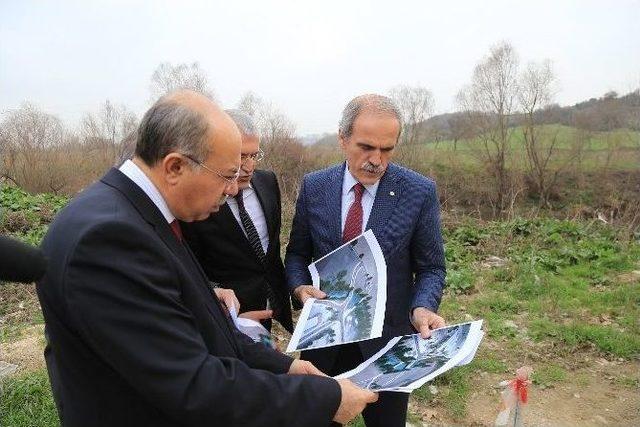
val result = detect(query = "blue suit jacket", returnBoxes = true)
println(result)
[285,162,446,364]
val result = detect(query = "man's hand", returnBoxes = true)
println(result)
[411,307,445,339]
[333,379,378,425]
[213,288,240,315]
[288,359,327,376]
[239,310,273,322]
[293,285,326,304]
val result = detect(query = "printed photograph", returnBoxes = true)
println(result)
[348,323,472,391]
[296,233,381,350]
[286,230,386,352]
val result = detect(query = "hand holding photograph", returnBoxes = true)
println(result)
[335,320,484,393]
[229,305,276,349]
[286,230,387,353]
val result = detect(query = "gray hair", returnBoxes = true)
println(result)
[225,109,258,137]
[338,94,403,140]
[135,94,211,166]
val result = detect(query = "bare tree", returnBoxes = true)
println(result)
[0,103,68,193]
[447,113,476,151]
[518,60,568,206]
[388,85,434,145]
[457,41,520,212]
[81,100,137,165]
[234,93,305,203]
[235,93,296,145]
[149,62,214,102]
[258,103,296,145]
[237,91,264,119]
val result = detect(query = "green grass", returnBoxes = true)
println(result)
[529,319,640,358]
[426,216,640,420]
[3,181,640,424]
[614,375,640,389]
[411,353,506,421]
[0,184,68,245]
[531,363,567,388]
[0,369,59,427]
[432,365,473,419]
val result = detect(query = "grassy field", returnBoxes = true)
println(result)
[314,125,640,172]
[2,169,639,425]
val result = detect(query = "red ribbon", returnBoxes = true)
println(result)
[510,378,528,404]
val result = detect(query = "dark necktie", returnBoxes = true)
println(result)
[170,220,183,243]
[235,189,281,315]
[343,183,365,243]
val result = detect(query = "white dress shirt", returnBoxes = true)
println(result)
[340,164,380,235]
[226,185,270,253]
[119,159,174,224]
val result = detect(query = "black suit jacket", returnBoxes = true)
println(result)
[36,168,340,427]
[182,170,294,332]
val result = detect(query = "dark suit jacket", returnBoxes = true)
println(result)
[181,170,294,333]
[36,168,340,427]
[285,162,446,372]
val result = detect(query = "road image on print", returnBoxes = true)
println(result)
[335,321,484,393]
[286,230,386,353]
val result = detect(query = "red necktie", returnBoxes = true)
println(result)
[343,183,365,242]
[170,220,183,243]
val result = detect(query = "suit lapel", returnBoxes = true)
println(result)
[183,244,241,354]
[101,169,192,265]
[218,202,250,246]
[366,164,403,247]
[101,168,240,353]
[324,163,346,248]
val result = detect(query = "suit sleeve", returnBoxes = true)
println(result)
[232,326,293,373]
[65,221,340,427]
[410,181,446,313]
[284,177,314,292]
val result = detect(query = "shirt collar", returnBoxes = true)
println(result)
[230,183,253,203]
[119,159,175,224]
[342,162,380,197]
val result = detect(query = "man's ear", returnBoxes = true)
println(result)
[338,133,348,150]
[162,153,187,185]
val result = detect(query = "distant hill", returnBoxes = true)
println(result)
[301,89,639,145]
[420,89,640,142]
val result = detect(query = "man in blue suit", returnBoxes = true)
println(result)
[285,94,447,427]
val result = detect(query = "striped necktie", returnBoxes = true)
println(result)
[235,189,281,315]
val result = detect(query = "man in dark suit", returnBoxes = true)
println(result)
[182,110,293,333]
[36,90,377,426]
[285,94,447,427]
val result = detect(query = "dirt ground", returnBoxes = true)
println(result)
[3,326,638,427]
[411,361,640,426]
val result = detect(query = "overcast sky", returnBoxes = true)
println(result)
[1,0,639,135]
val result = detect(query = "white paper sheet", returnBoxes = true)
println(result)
[335,320,484,393]
[286,230,387,353]
[229,305,276,349]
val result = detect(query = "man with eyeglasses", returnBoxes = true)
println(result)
[36,92,377,426]
[182,109,294,334]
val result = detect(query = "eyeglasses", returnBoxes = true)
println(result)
[182,154,240,185]
[241,148,264,165]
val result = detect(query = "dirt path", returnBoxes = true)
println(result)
[410,358,640,426]
[1,325,45,373]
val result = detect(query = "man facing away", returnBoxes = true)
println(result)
[182,109,294,333]
[285,94,447,427]
[36,90,377,426]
